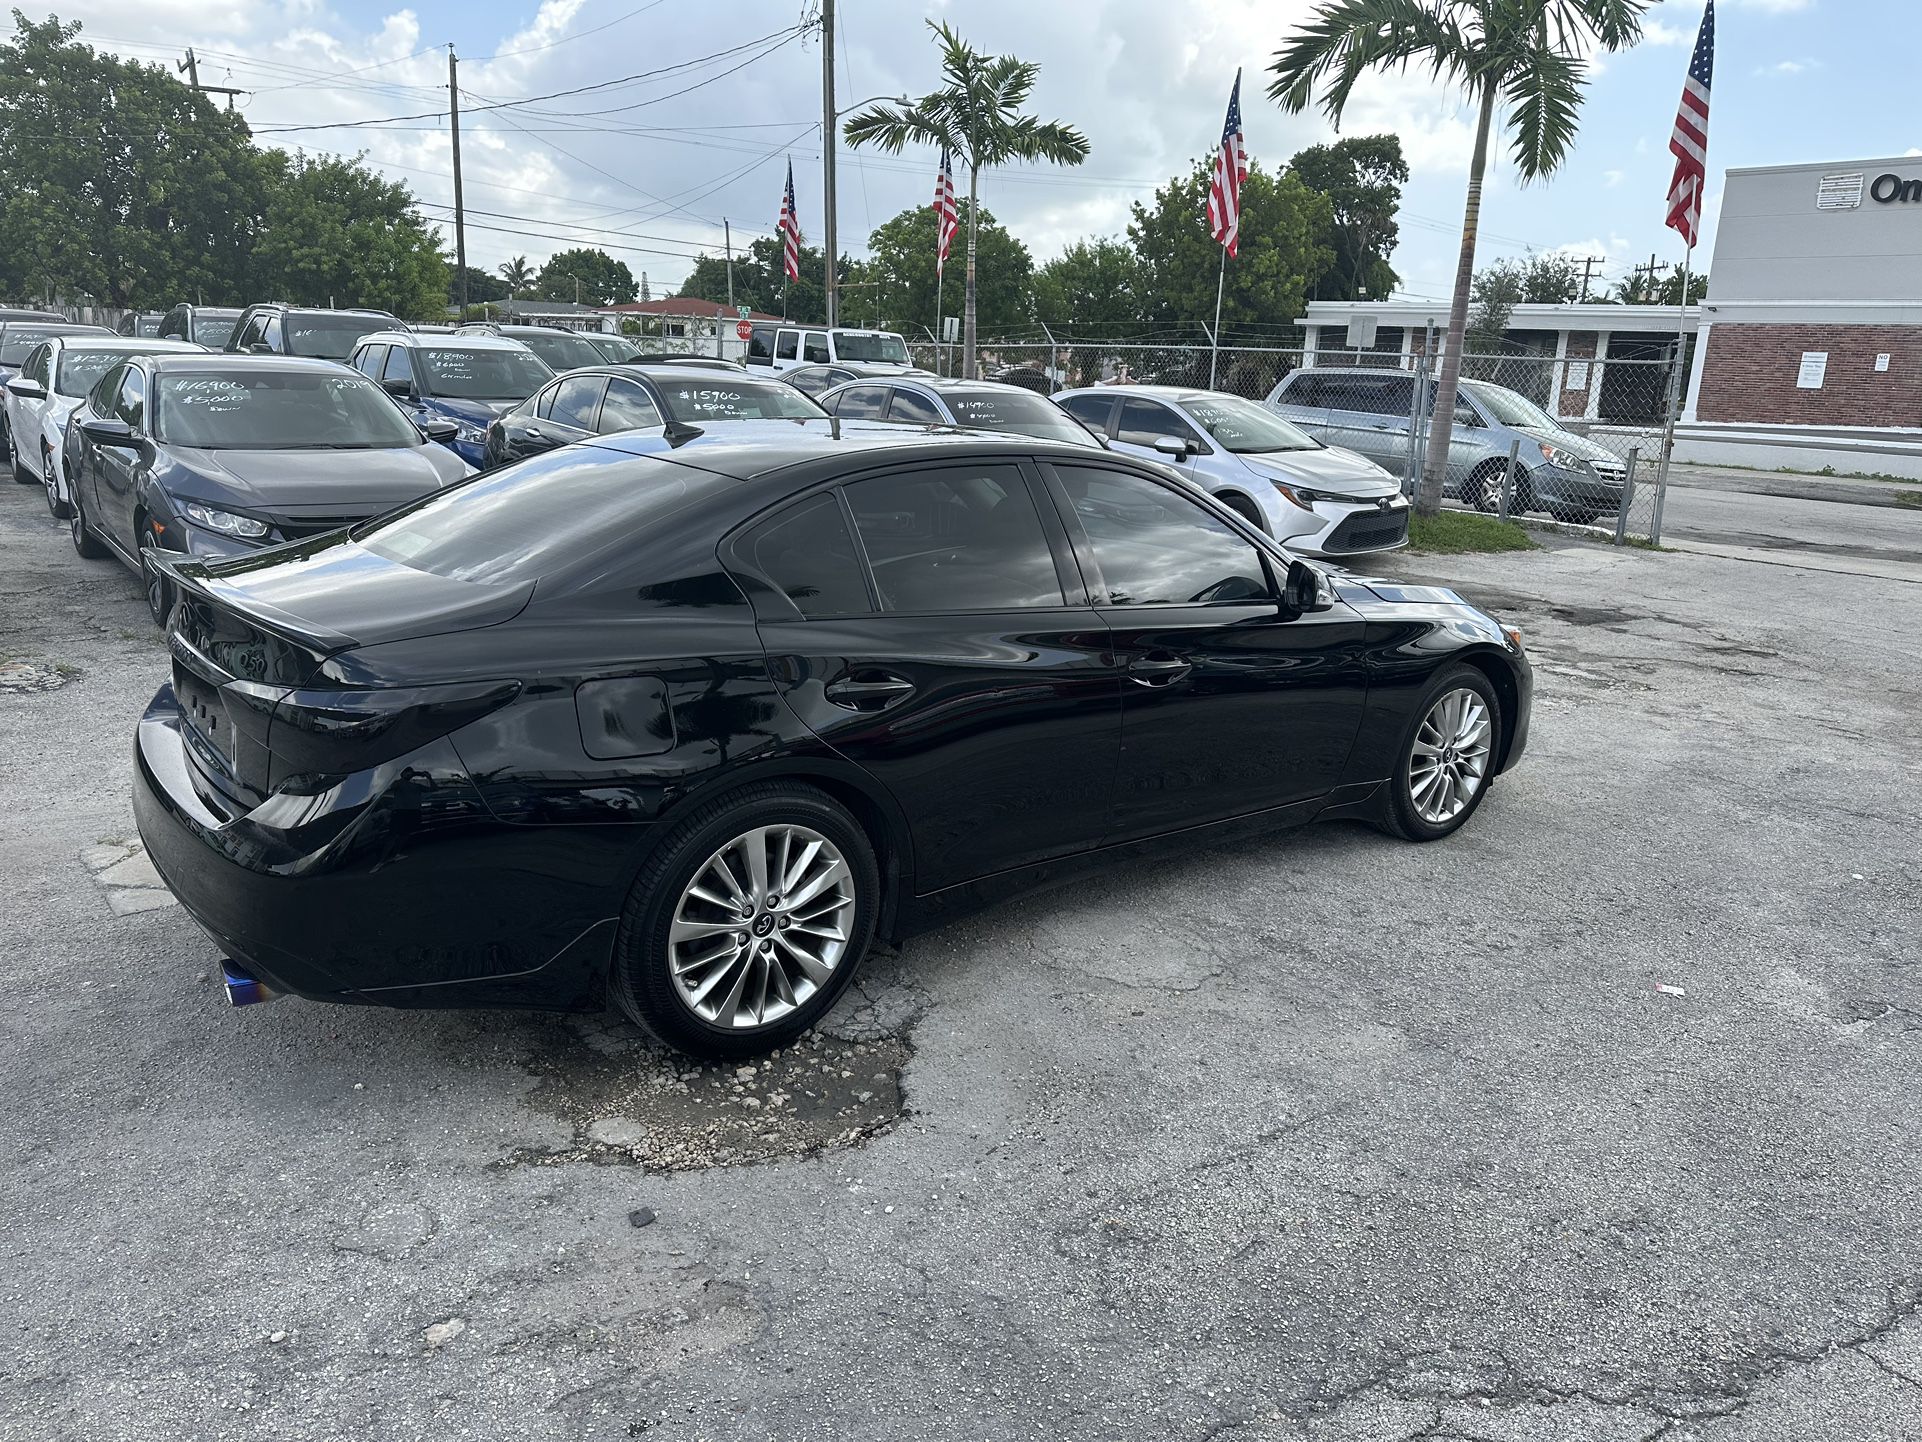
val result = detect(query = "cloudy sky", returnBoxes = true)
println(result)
[49,0,1922,309]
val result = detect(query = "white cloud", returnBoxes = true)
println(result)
[1603,169,1625,188]
[1756,58,1819,76]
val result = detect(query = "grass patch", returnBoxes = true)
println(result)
[1406,511,1539,554]
[1893,489,1922,509]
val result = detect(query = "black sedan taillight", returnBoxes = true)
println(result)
[268,679,521,786]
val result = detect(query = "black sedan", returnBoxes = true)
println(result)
[484,362,827,467]
[781,361,933,399]
[135,424,1531,1059]
[65,355,472,625]
[817,374,1102,448]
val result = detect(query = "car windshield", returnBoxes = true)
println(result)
[584,335,643,363]
[56,346,183,396]
[155,371,424,450]
[285,314,388,359]
[834,332,909,364]
[1,328,88,365]
[1460,381,1558,430]
[417,346,553,400]
[357,446,694,585]
[516,331,608,370]
[650,376,827,422]
[942,389,1099,447]
[193,316,240,349]
[1181,394,1322,453]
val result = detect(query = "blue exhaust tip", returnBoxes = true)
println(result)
[222,963,277,1007]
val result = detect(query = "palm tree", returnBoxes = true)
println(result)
[498,255,533,299]
[843,22,1088,378]
[1268,0,1648,515]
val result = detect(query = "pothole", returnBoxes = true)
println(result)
[0,658,75,692]
[502,1027,912,1172]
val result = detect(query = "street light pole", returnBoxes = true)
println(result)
[820,0,838,330]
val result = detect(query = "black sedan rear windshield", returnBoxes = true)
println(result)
[652,377,826,423]
[358,446,692,584]
[942,389,1099,447]
[156,372,424,450]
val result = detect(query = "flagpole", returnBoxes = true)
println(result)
[934,268,945,377]
[1649,242,1693,544]
[1208,249,1227,389]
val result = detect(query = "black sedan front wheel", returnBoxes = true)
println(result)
[611,783,880,1058]
[138,528,174,628]
[1381,664,1503,842]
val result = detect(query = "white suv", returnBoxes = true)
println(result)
[744,324,914,375]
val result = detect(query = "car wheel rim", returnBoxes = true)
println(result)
[1409,688,1492,824]
[669,824,855,1030]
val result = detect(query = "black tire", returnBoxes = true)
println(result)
[609,782,880,1059]
[70,481,106,559]
[43,444,69,519]
[1218,491,1266,532]
[138,527,174,629]
[1378,662,1504,843]
[9,432,32,486]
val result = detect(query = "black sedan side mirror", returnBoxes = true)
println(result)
[383,377,416,399]
[5,377,46,400]
[81,417,138,448]
[420,419,459,443]
[1152,434,1189,460]
[1280,558,1332,619]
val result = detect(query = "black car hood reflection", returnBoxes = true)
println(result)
[171,444,471,513]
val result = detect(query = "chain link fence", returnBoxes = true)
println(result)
[912,340,1683,543]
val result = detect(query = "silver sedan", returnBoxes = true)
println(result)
[1055,385,1411,557]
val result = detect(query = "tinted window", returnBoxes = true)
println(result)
[597,378,663,433]
[23,343,50,386]
[943,389,1096,446]
[89,363,128,414]
[1324,376,1410,417]
[845,467,1064,613]
[548,375,606,430]
[775,331,799,361]
[886,388,943,424]
[1280,373,1325,408]
[193,315,239,350]
[159,311,186,340]
[515,330,607,371]
[114,368,146,429]
[232,316,264,351]
[1059,394,1114,432]
[380,346,415,386]
[747,326,775,362]
[834,333,909,364]
[831,384,889,419]
[358,446,694,585]
[284,313,382,359]
[746,493,871,618]
[417,346,550,400]
[352,345,386,379]
[535,381,559,420]
[651,376,824,422]
[1055,465,1271,607]
[154,371,424,450]
[782,366,830,397]
[1116,397,1203,448]
[261,317,284,352]
[802,332,830,364]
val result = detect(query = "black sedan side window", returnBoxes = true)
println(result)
[549,375,606,430]
[1053,465,1271,607]
[598,379,663,434]
[89,363,128,415]
[743,493,872,619]
[885,388,943,424]
[114,368,147,431]
[844,466,1065,614]
[832,384,888,419]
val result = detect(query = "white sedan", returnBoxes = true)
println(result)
[6,335,203,517]
[1055,385,1411,557]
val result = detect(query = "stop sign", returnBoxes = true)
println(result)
[735,320,753,340]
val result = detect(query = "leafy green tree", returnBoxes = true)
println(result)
[843,22,1089,377]
[1288,134,1407,301]
[1127,160,1334,335]
[1467,251,1587,350]
[1613,267,1707,306]
[1269,0,1649,515]
[678,235,834,323]
[498,255,534,296]
[250,152,447,320]
[1032,239,1146,334]
[452,264,508,305]
[0,15,267,307]
[536,246,636,306]
[863,201,1031,338]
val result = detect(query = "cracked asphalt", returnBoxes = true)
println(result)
[2,473,1919,1441]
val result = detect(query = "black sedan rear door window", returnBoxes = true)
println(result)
[745,493,872,618]
[548,375,607,430]
[843,466,1064,613]
[1053,465,1271,607]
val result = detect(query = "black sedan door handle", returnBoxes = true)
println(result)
[524,425,545,439]
[824,671,916,710]
[1128,652,1193,687]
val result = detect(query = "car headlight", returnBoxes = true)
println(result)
[182,501,270,538]
[1536,443,1594,473]
[1272,480,1331,509]
[1501,624,1524,651]
[455,422,488,444]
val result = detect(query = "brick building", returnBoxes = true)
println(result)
[1678,154,1922,476]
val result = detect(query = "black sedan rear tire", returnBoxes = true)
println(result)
[70,483,106,559]
[610,783,880,1058]
[1380,663,1503,842]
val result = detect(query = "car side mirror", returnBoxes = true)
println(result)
[382,376,416,399]
[1152,434,1189,460]
[81,417,138,448]
[1454,405,1480,428]
[6,377,46,400]
[421,419,459,443]
[1280,558,1332,619]
[247,342,273,354]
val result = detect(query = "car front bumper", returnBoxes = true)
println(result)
[1283,497,1411,557]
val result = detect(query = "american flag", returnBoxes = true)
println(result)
[778,158,801,282]
[1206,68,1249,257]
[1664,0,1715,248]
[932,147,958,277]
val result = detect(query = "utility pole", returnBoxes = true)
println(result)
[1631,253,1671,304]
[449,47,469,315]
[820,0,838,330]
[724,219,735,313]
[178,48,243,109]
[1577,255,1605,303]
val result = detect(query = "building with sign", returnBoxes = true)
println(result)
[1677,153,1922,476]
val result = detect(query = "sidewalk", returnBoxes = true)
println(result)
[1662,536,1922,585]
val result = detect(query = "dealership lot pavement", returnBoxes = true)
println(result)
[2,475,1919,1441]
